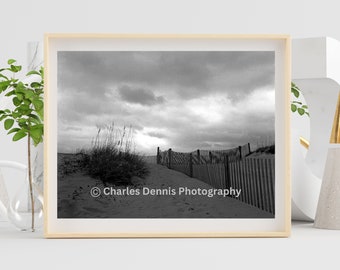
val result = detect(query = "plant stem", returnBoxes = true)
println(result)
[28,134,35,232]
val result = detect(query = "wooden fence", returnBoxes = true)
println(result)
[228,156,275,214]
[157,144,275,215]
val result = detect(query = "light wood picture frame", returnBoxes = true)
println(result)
[44,34,291,238]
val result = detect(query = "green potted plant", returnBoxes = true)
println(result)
[0,59,44,231]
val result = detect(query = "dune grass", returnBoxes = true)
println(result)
[78,123,149,186]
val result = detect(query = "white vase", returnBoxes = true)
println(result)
[314,147,340,229]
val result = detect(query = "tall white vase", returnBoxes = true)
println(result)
[314,147,340,229]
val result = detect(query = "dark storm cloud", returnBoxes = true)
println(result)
[117,85,165,106]
[58,51,274,100]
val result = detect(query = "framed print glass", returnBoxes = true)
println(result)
[44,34,291,237]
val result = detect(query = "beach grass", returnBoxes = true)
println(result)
[78,123,149,186]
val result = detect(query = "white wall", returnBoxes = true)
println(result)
[0,0,339,210]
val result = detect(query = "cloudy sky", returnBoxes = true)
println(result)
[57,51,275,155]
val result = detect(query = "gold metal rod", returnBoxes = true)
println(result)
[330,92,340,144]
[300,136,310,149]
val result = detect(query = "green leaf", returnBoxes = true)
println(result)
[23,99,31,106]
[292,89,300,98]
[292,101,302,105]
[302,105,308,109]
[291,82,300,91]
[291,85,300,92]
[18,118,27,124]
[28,116,41,125]
[12,112,21,118]
[10,65,22,73]
[7,128,20,135]
[12,130,27,141]
[15,82,26,93]
[5,90,15,97]
[37,108,44,120]
[0,73,8,80]
[32,99,43,111]
[23,110,32,116]
[7,59,16,65]
[17,104,32,115]
[12,97,21,106]
[31,136,41,146]
[0,81,10,92]
[32,137,42,146]
[291,104,297,112]
[28,114,41,122]
[4,119,14,130]
[35,89,44,96]
[24,90,34,99]
[31,124,43,130]
[30,124,43,145]
[30,82,42,88]
[18,122,28,129]
[18,104,30,111]
[298,108,305,116]
[26,70,40,76]
[0,114,8,121]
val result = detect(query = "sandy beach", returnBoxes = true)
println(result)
[58,161,273,218]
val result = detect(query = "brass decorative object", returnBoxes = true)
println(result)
[300,136,310,149]
[330,92,340,143]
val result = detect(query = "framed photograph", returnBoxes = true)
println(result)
[44,34,291,238]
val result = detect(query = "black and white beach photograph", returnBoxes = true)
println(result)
[57,50,275,219]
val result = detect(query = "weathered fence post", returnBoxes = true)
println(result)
[189,153,193,177]
[157,147,160,164]
[209,151,213,164]
[247,143,251,155]
[224,154,231,190]
[239,145,242,160]
[168,148,172,169]
[197,149,201,164]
